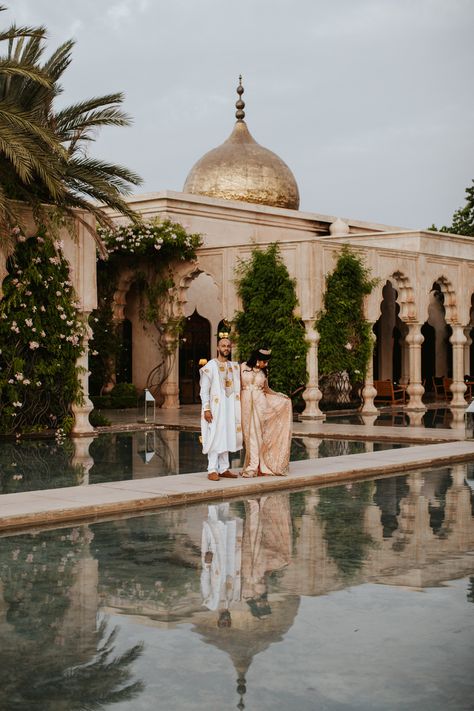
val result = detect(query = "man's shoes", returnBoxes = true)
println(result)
[207,471,219,481]
[220,470,239,479]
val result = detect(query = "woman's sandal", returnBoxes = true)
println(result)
[242,470,256,478]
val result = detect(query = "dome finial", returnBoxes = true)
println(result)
[235,75,245,121]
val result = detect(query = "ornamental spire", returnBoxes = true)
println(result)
[235,75,245,121]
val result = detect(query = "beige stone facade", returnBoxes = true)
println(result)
[105,190,474,421]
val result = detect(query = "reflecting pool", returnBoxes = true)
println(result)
[1,463,473,709]
[0,431,409,494]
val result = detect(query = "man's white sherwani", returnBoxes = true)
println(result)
[200,503,243,611]
[199,359,242,472]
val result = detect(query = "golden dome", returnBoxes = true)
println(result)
[183,78,300,210]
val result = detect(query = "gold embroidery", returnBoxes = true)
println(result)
[225,379,232,387]
[214,397,219,403]
[233,364,238,369]
[236,394,240,400]
[219,365,225,371]
[204,368,209,373]
[236,425,241,432]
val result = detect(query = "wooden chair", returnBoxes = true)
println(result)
[443,377,452,400]
[431,376,453,400]
[432,376,445,400]
[374,379,406,405]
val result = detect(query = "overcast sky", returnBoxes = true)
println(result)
[7,0,474,229]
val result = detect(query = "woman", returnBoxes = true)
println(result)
[240,348,292,477]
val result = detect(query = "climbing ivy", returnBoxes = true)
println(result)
[316,246,377,383]
[234,243,308,396]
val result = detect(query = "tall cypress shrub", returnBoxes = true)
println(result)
[234,243,308,395]
[316,246,376,383]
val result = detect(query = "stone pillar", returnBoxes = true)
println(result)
[463,326,472,376]
[399,324,410,385]
[301,323,325,420]
[300,436,321,459]
[71,436,95,484]
[161,332,180,408]
[72,316,95,435]
[405,323,425,411]
[449,325,467,426]
[361,329,378,414]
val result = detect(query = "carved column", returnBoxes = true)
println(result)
[72,316,95,435]
[463,326,472,377]
[361,329,378,414]
[301,322,325,420]
[405,323,425,411]
[399,323,410,385]
[161,332,180,408]
[449,325,467,425]
[71,436,95,484]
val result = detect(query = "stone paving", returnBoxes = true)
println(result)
[1,404,472,533]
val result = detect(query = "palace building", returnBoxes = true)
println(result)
[105,79,474,426]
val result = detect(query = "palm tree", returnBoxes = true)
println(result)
[0,5,142,247]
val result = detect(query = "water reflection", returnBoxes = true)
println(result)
[198,495,296,709]
[0,430,409,494]
[0,526,143,710]
[0,464,473,708]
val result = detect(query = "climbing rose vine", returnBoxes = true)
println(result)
[0,228,85,434]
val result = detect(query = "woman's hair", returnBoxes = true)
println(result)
[244,348,271,374]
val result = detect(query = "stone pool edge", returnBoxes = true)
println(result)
[1,441,473,534]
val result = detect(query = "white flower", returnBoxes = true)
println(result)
[36,381,42,387]
[29,341,40,349]
[15,372,24,381]
[25,318,33,327]
[90,350,98,356]
[13,401,22,408]
[60,314,66,320]
[11,226,21,235]
[49,256,60,265]
[23,379,31,385]
[40,305,46,312]
[345,342,353,351]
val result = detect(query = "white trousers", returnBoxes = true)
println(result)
[207,450,229,473]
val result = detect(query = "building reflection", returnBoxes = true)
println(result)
[0,466,474,708]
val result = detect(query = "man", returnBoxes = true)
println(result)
[199,337,242,481]
[200,503,243,623]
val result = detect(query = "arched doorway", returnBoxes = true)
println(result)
[179,309,211,404]
[422,283,453,392]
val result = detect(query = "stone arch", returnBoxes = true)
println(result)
[111,267,139,323]
[371,272,415,383]
[430,275,457,324]
[386,270,417,323]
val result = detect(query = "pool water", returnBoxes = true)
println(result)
[325,407,454,428]
[0,464,473,709]
[0,431,408,494]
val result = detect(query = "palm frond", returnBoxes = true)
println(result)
[0,59,52,87]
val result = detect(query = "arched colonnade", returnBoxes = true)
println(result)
[106,237,474,424]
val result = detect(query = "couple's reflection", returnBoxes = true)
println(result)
[201,495,292,623]
[199,493,297,708]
